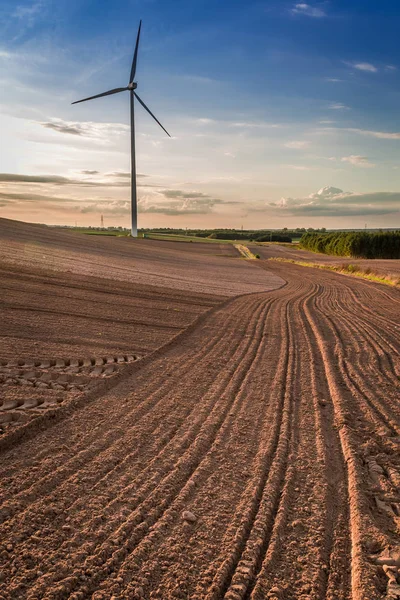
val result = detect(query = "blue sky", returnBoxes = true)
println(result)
[1,0,400,228]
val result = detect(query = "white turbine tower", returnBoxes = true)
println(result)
[72,21,171,237]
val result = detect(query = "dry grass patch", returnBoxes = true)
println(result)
[269,258,400,288]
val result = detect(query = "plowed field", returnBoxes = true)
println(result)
[0,222,399,600]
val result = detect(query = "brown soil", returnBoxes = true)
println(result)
[138,238,240,257]
[0,263,221,359]
[0,219,280,296]
[0,221,399,600]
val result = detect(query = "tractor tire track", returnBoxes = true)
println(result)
[33,295,272,599]
[0,261,398,600]
[0,296,261,517]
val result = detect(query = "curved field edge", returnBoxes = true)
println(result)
[268,257,400,288]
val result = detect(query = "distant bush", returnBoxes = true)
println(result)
[255,234,292,243]
[208,232,251,241]
[255,253,261,259]
[300,231,400,259]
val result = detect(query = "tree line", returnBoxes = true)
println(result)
[300,231,400,259]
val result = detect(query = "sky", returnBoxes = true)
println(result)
[1,0,400,230]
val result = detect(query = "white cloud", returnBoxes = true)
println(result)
[385,65,397,71]
[134,189,236,216]
[325,78,343,83]
[228,121,281,129]
[345,128,400,140]
[291,3,326,17]
[346,62,378,73]
[195,118,216,125]
[341,155,375,168]
[328,103,350,110]
[284,140,310,149]
[320,127,400,140]
[271,186,400,216]
[307,154,337,161]
[80,200,130,216]
[224,152,236,158]
[286,165,313,171]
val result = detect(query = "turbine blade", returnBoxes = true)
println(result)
[134,92,171,137]
[72,87,128,105]
[129,20,142,83]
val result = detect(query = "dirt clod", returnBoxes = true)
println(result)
[182,511,197,523]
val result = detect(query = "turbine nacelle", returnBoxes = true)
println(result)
[128,82,137,90]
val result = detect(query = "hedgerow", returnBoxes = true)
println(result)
[254,234,292,243]
[300,231,400,259]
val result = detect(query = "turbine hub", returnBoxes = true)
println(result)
[128,82,137,90]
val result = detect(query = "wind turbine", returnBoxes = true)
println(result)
[72,21,170,237]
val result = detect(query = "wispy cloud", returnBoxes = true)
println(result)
[8,1,48,40]
[81,170,147,179]
[0,173,83,185]
[345,61,378,73]
[341,155,375,168]
[12,1,45,20]
[306,154,337,161]
[228,121,281,129]
[319,127,400,140]
[385,65,397,72]
[346,128,400,140]
[286,165,313,171]
[284,140,310,149]
[194,118,216,125]
[290,3,327,18]
[0,191,75,205]
[0,173,131,187]
[40,118,130,139]
[328,103,350,110]
[42,122,83,136]
[192,118,281,129]
[107,171,131,178]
